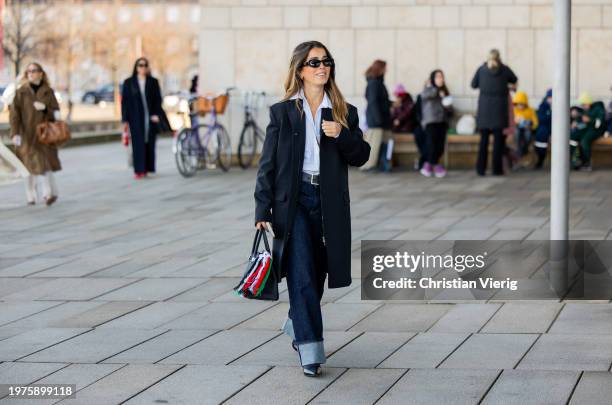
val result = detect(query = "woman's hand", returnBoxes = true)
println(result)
[151,115,160,123]
[322,120,341,138]
[255,221,275,237]
[33,101,45,111]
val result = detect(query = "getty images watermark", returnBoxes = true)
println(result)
[361,240,612,301]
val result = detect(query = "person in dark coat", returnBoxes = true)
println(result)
[254,41,370,377]
[534,89,552,169]
[362,60,391,170]
[121,57,167,179]
[412,94,428,170]
[471,49,518,175]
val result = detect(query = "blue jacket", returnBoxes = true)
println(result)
[535,96,552,140]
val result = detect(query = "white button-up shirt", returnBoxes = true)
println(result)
[290,89,332,175]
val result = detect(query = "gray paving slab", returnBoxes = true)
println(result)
[122,258,203,278]
[326,332,414,368]
[350,304,452,332]
[169,277,238,302]
[518,334,612,371]
[1,277,138,301]
[21,328,166,363]
[0,328,90,361]
[481,369,580,405]
[0,278,56,299]
[481,302,563,333]
[32,257,127,277]
[0,361,67,386]
[378,332,468,369]
[569,371,612,405]
[94,278,207,301]
[57,364,182,405]
[98,302,205,329]
[377,368,500,405]
[0,363,125,405]
[231,302,289,330]
[440,333,538,370]
[233,331,361,367]
[548,303,612,334]
[159,329,278,365]
[89,257,162,278]
[104,329,218,364]
[224,366,346,405]
[125,365,269,405]
[428,303,500,333]
[321,302,381,331]
[0,258,70,277]
[160,301,276,330]
[0,301,60,325]
[310,368,405,405]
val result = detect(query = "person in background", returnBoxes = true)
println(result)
[512,91,539,161]
[411,94,428,171]
[606,85,612,137]
[471,49,518,176]
[361,60,391,171]
[534,89,552,169]
[570,92,607,171]
[189,74,199,95]
[9,62,61,206]
[419,69,453,178]
[121,57,167,179]
[391,84,415,133]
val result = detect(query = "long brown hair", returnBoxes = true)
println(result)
[365,60,386,79]
[283,41,348,128]
[19,62,50,87]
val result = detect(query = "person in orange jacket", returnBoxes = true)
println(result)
[512,91,538,158]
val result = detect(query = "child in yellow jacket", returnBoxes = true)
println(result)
[513,91,538,158]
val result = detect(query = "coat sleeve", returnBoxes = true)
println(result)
[254,106,280,224]
[334,106,371,167]
[506,66,518,85]
[470,68,480,89]
[152,78,163,116]
[47,89,60,121]
[9,91,22,136]
[121,80,129,123]
[366,82,383,127]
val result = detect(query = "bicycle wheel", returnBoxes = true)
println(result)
[174,128,200,177]
[216,125,232,172]
[238,123,258,169]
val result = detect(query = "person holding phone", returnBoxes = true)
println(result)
[254,41,370,377]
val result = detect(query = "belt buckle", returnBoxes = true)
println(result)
[310,174,319,186]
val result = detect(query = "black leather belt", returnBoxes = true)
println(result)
[302,172,320,186]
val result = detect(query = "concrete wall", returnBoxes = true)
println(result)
[198,0,612,148]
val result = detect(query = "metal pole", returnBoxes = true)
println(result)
[550,0,571,241]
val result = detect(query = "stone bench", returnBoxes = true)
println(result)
[392,133,612,169]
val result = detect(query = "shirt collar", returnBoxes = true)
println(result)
[290,88,332,109]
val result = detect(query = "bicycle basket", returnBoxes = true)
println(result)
[195,95,229,115]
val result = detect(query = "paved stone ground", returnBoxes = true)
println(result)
[1,139,612,404]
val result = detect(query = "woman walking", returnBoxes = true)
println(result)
[362,60,392,170]
[9,62,61,205]
[121,57,166,179]
[471,49,518,176]
[254,41,370,377]
[419,70,453,178]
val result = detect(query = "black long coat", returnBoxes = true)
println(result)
[254,99,371,288]
[471,63,518,130]
[121,76,168,173]
[365,77,392,129]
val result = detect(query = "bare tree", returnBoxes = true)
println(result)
[2,0,47,78]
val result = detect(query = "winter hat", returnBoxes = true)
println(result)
[393,83,407,97]
[512,91,529,106]
[545,89,552,98]
[578,92,593,105]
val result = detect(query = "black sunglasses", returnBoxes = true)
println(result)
[137,63,148,68]
[303,58,334,68]
[27,68,42,74]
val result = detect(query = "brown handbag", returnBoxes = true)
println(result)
[36,121,71,146]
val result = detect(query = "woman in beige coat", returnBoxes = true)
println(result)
[9,62,61,205]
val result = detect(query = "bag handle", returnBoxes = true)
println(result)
[250,228,271,257]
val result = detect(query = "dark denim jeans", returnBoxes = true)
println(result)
[281,180,327,366]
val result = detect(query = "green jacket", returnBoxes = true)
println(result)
[585,101,607,136]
